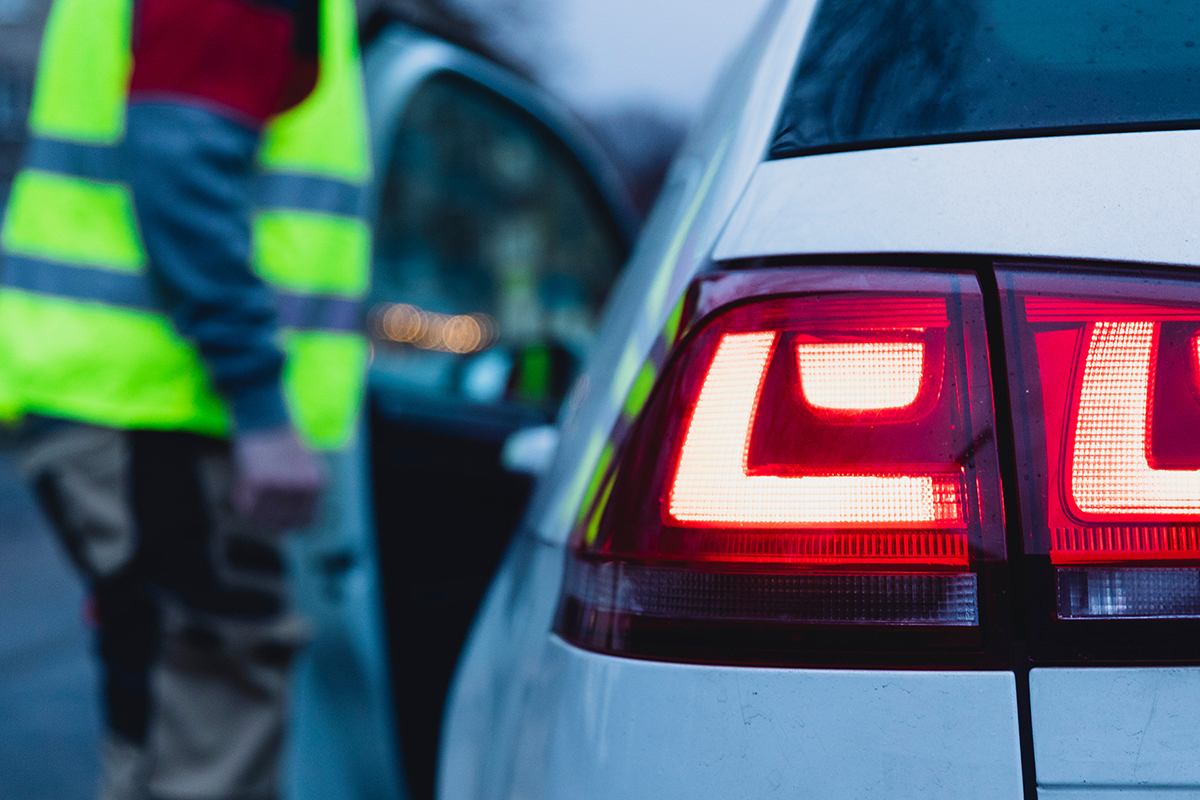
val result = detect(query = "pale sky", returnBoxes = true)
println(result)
[456,0,775,120]
[546,0,773,117]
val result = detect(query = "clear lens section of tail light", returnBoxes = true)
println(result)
[1000,268,1200,627]
[1058,568,1200,618]
[556,269,1007,665]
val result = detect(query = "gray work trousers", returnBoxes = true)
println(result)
[20,423,308,800]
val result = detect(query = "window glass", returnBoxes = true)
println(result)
[771,0,1200,158]
[371,73,625,407]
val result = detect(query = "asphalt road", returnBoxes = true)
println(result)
[0,447,100,799]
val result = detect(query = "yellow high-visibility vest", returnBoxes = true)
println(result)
[0,0,372,450]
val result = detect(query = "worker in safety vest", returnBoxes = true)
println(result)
[0,0,370,795]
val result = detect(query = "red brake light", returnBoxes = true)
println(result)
[668,330,965,528]
[796,339,925,411]
[1001,270,1200,623]
[557,269,1008,666]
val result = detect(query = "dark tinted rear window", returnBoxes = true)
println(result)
[770,0,1200,158]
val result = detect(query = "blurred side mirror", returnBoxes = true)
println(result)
[500,424,559,475]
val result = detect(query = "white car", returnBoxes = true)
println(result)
[439,0,1200,798]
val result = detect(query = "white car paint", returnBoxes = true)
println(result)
[513,638,1022,800]
[714,130,1200,268]
[1032,668,1200,791]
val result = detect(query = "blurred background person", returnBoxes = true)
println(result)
[0,0,371,797]
[0,0,769,797]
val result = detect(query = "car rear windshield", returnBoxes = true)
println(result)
[770,0,1200,158]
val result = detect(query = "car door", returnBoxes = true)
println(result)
[361,24,635,800]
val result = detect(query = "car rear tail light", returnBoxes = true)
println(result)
[556,269,1008,665]
[1000,268,1200,639]
[1057,568,1200,619]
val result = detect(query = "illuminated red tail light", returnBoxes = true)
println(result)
[1000,269,1200,626]
[557,269,1008,665]
[668,327,966,529]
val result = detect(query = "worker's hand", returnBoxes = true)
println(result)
[232,425,325,533]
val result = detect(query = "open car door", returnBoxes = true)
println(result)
[287,23,636,800]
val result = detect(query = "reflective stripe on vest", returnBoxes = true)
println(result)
[0,0,372,450]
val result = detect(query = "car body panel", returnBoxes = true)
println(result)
[499,636,1023,800]
[1032,668,1200,789]
[714,130,1200,268]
